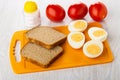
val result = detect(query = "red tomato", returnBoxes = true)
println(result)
[68,3,88,20]
[46,4,65,22]
[89,2,107,21]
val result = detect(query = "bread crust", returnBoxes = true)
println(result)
[21,49,63,68]
[21,42,63,68]
[28,37,66,49]
[26,26,67,49]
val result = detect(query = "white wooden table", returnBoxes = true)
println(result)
[0,0,120,80]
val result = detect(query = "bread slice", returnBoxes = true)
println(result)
[26,26,66,49]
[21,42,63,68]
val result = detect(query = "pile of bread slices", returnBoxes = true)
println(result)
[21,26,67,68]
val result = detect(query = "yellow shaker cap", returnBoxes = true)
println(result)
[24,1,38,13]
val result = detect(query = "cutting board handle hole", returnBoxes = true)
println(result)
[15,41,21,62]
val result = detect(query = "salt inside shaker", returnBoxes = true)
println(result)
[24,1,40,29]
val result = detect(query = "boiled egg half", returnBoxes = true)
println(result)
[67,32,85,49]
[88,27,108,42]
[68,20,88,32]
[83,40,103,58]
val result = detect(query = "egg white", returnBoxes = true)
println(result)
[68,20,88,32]
[88,27,108,42]
[67,32,85,49]
[83,40,103,58]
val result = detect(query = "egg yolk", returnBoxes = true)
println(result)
[93,30,105,37]
[87,44,101,55]
[74,21,86,29]
[71,33,83,42]
[24,1,37,13]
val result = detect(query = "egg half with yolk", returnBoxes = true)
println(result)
[68,20,88,32]
[83,40,103,58]
[67,32,85,49]
[88,27,108,42]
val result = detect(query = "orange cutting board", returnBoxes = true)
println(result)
[10,22,114,74]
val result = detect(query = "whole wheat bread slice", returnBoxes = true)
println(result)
[26,26,66,49]
[21,42,63,68]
